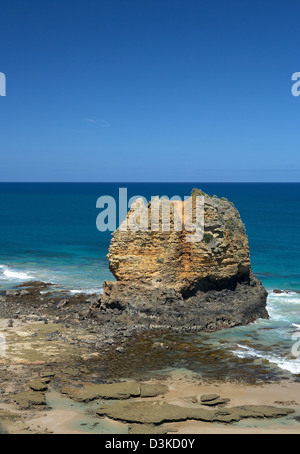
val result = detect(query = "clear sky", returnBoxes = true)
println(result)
[0,0,300,182]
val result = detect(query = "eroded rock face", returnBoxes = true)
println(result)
[101,190,268,331]
[108,193,251,291]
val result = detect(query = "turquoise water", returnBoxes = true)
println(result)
[0,183,299,292]
[45,390,128,434]
[0,183,299,378]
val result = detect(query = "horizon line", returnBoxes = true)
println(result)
[0,181,300,184]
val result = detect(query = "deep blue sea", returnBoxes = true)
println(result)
[0,183,300,378]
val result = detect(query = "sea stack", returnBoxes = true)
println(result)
[101,189,268,331]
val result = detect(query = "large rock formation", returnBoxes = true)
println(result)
[101,190,268,331]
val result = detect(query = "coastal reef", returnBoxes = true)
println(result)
[102,189,268,331]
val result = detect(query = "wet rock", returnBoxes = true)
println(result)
[85,296,100,306]
[140,383,169,398]
[57,299,69,309]
[6,290,20,297]
[200,394,220,402]
[61,382,141,402]
[201,397,230,406]
[212,405,295,423]
[96,400,216,424]
[41,377,51,384]
[19,290,30,296]
[41,371,55,379]
[13,391,46,409]
[96,400,295,425]
[29,380,48,392]
[274,400,298,406]
[60,381,168,402]
[16,281,54,289]
[230,405,295,419]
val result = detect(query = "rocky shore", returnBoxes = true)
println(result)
[0,281,299,434]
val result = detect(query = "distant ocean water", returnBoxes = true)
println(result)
[0,183,299,379]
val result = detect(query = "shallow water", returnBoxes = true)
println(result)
[43,390,300,434]
[45,391,128,434]
[84,292,300,384]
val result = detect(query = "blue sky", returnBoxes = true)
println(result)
[0,0,300,182]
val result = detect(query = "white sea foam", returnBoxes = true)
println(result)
[68,287,102,295]
[266,291,300,325]
[231,343,300,375]
[0,264,104,297]
[0,264,34,281]
[268,291,300,303]
[225,291,300,375]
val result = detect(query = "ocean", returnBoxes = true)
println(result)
[0,182,300,380]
